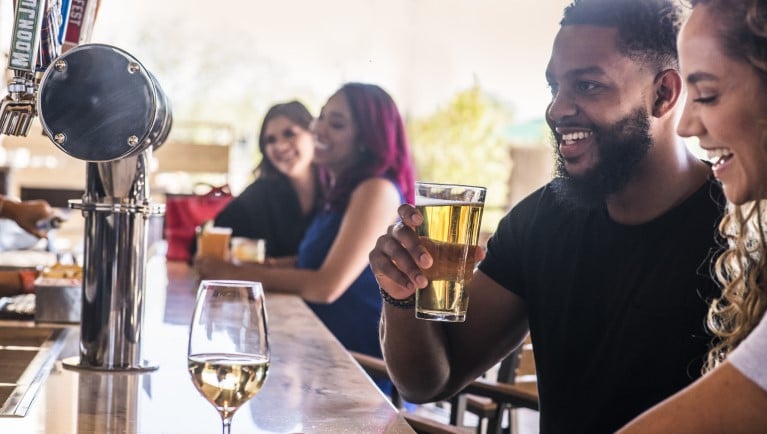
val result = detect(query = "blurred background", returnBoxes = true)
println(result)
[85,0,571,230]
[2,0,702,246]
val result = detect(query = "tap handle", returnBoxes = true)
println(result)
[1,0,45,136]
[7,0,46,73]
[61,0,101,53]
[0,71,36,136]
[37,0,65,71]
[1,0,99,137]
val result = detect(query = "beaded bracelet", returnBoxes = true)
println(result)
[379,287,416,309]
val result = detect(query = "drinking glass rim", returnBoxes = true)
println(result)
[415,181,486,191]
[199,280,264,288]
[195,280,266,300]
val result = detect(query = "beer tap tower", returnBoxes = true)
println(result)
[37,44,172,371]
[2,0,170,371]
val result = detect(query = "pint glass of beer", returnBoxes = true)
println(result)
[197,226,233,260]
[231,237,266,263]
[414,182,486,322]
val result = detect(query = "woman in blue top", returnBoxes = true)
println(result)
[195,82,416,392]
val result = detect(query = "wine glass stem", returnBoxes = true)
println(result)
[221,415,232,434]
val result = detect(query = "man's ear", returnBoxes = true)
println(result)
[652,69,682,117]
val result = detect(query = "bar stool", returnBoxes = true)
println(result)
[450,336,538,434]
[350,351,472,434]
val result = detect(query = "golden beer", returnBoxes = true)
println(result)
[231,237,266,263]
[197,226,232,260]
[415,192,484,322]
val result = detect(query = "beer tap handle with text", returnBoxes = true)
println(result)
[1,0,99,137]
[0,0,46,137]
[61,0,101,53]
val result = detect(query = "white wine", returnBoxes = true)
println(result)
[415,200,483,321]
[188,353,269,417]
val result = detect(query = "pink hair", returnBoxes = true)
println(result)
[323,83,415,210]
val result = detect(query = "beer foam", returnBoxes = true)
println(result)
[204,226,233,235]
[416,197,483,206]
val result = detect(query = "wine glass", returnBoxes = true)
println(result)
[187,280,270,434]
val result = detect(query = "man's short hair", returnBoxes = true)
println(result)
[561,0,684,71]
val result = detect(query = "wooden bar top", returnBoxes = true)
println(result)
[0,256,414,433]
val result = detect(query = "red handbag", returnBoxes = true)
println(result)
[164,184,233,261]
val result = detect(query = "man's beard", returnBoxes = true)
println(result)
[550,107,652,210]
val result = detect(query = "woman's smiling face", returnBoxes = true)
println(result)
[262,115,315,179]
[311,90,361,176]
[677,4,767,204]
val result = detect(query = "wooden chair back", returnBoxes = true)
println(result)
[349,351,472,433]
[450,335,538,433]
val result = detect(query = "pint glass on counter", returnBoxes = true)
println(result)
[231,237,266,263]
[197,226,232,260]
[414,182,486,322]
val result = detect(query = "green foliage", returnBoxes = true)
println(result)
[406,85,514,233]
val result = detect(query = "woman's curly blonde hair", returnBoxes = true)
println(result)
[707,202,767,371]
[690,0,767,371]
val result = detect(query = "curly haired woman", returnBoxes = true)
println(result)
[620,0,767,432]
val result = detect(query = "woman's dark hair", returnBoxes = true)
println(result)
[255,100,313,178]
[323,83,415,211]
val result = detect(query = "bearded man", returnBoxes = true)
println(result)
[368,0,725,432]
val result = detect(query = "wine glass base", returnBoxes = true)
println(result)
[61,356,159,372]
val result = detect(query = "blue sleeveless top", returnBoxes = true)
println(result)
[296,179,403,393]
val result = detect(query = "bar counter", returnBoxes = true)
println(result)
[0,255,414,433]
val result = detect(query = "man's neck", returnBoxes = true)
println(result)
[606,140,711,225]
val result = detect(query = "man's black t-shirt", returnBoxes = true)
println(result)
[478,177,724,434]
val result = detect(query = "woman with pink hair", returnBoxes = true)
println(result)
[195,82,415,394]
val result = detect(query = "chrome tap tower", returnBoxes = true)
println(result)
[37,44,172,371]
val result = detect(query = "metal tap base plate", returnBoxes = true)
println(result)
[61,356,159,373]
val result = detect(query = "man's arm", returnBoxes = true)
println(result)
[380,270,529,402]
[371,204,529,402]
